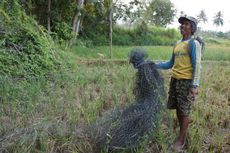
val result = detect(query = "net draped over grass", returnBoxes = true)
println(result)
[87,49,166,152]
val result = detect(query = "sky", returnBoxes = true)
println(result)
[169,0,230,32]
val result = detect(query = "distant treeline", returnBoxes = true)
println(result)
[199,30,230,39]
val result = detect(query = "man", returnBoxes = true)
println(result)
[156,16,202,151]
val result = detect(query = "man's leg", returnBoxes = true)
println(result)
[173,109,189,149]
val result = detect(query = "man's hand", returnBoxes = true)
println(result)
[187,87,198,101]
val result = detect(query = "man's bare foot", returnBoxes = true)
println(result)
[171,139,185,152]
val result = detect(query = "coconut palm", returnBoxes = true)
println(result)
[213,11,224,28]
[197,10,208,24]
[180,11,186,17]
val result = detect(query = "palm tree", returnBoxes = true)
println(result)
[179,11,186,17]
[213,11,224,28]
[197,10,208,24]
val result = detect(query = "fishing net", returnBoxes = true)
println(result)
[88,48,166,152]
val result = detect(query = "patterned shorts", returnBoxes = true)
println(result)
[167,77,193,116]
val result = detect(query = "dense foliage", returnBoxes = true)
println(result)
[112,24,180,46]
[23,0,76,41]
[78,24,180,46]
[144,0,176,27]
[16,0,177,42]
[0,1,61,77]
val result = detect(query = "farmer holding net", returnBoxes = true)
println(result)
[156,16,202,151]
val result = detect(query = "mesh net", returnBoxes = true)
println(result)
[87,48,166,152]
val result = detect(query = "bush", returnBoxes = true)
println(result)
[53,21,74,41]
[113,27,134,46]
[0,1,61,77]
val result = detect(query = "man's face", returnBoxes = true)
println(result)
[180,20,193,36]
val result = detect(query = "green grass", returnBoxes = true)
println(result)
[1,61,230,152]
[204,44,230,61]
[72,43,230,61]
[72,45,172,60]
[1,40,230,152]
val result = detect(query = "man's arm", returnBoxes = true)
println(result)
[156,53,174,70]
[190,40,202,88]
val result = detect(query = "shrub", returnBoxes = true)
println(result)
[0,1,61,77]
[113,27,134,46]
[53,21,74,41]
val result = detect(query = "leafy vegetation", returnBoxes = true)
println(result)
[0,1,62,77]
[110,25,180,46]
[144,0,176,27]
[16,0,177,42]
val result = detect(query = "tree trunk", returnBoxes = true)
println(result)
[73,0,84,37]
[47,0,51,34]
[109,6,113,59]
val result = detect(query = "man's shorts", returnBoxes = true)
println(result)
[167,77,193,116]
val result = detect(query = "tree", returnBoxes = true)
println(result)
[144,0,176,27]
[179,11,186,17]
[47,0,51,34]
[23,0,77,40]
[213,11,224,28]
[109,0,113,58]
[73,0,84,36]
[197,10,208,24]
[113,0,143,27]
